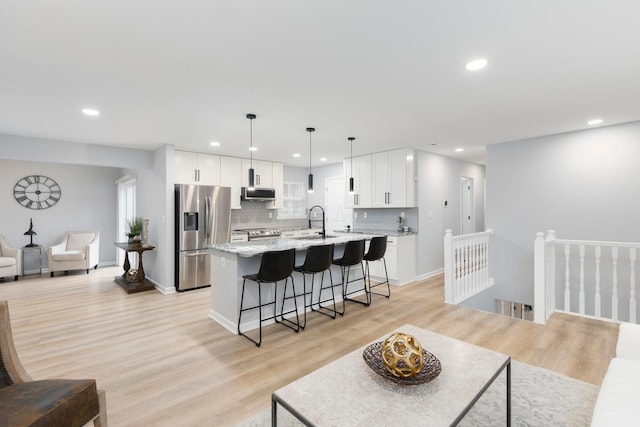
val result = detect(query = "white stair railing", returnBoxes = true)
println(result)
[444,229,494,304]
[534,230,640,324]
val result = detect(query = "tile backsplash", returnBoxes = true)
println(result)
[230,201,307,230]
[231,201,418,232]
[352,207,418,232]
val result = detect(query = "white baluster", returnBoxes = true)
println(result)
[564,244,571,312]
[454,245,460,301]
[595,246,601,318]
[471,239,478,294]
[612,246,619,321]
[464,244,469,297]
[471,239,476,292]
[547,230,556,321]
[579,245,585,315]
[444,229,453,303]
[483,238,489,286]
[630,248,637,324]
[534,232,546,324]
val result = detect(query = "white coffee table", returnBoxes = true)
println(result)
[272,324,511,426]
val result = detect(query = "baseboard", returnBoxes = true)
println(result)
[415,268,444,282]
[209,310,240,334]
[154,280,177,295]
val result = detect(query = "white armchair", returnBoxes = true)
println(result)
[48,231,100,277]
[0,235,21,281]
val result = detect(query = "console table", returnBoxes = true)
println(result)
[113,242,156,294]
[272,324,511,426]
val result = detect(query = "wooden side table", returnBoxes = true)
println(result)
[113,242,156,294]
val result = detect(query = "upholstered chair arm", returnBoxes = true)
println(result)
[0,300,32,384]
[1,242,19,258]
[48,239,68,255]
[86,232,100,269]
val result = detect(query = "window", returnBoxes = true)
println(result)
[116,175,136,265]
[278,182,306,219]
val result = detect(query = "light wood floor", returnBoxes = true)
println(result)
[0,267,618,426]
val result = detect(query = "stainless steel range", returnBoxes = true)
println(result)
[235,228,282,240]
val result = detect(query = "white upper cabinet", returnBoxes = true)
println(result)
[372,148,415,208]
[175,151,221,185]
[344,154,372,208]
[241,158,283,209]
[220,156,242,209]
[241,159,273,188]
[266,162,283,209]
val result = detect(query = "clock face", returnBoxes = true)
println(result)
[13,175,61,210]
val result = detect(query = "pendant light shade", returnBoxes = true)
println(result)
[246,113,256,190]
[348,137,355,194]
[307,127,315,193]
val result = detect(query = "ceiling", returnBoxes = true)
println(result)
[2,1,640,167]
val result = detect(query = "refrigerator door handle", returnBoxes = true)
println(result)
[205,196,212,242]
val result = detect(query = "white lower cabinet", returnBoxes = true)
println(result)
[365,234,416,286]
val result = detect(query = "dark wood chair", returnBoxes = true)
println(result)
[0,300,107,426]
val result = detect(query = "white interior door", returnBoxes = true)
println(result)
[460,177,475,235]
[325,176,351,232]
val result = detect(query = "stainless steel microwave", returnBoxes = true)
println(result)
[241,187,276,201]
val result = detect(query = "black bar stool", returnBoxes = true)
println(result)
[237,249,299,347]
[364,236,391,299]
[332,239,368,311]
[293,243,336,328]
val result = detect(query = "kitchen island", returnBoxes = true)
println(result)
[208,233,382,334]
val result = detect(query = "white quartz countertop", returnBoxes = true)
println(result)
[336,228,417,237]
[209,232,383,257]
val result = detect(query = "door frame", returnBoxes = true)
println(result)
[460,176,475,235]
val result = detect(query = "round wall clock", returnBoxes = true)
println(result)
[13,175,62,210]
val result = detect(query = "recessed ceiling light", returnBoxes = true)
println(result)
[455,148,464,152]
[249,147,258,152]
[293,153,301,158]
[82,108,100,116]
[587,119,603,126]
[209,141,220,147]
[320,157,327,162]
[465,58,488,71]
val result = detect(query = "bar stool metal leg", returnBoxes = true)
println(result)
[277,276,301,333]
[237,277,264,347]
[366,257,391,298]
[342,263,370,307]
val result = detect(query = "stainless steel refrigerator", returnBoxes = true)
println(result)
[175,184,231,291]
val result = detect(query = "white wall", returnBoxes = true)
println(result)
[305,162,344,208]
[0,159,121,267]
[416,150,486,278]
[0,134,168,285]
[486,120,640,305]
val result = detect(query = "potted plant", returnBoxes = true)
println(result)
[127,217,143,243]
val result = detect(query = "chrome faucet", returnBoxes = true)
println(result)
[309,205,325,237]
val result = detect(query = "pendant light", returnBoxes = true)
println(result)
[246,113,256,190]
[348,137,355,193]
[306,127,315,193]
